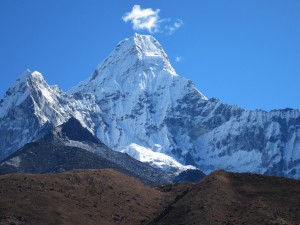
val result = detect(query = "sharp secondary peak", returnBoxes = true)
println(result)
[2,70,48,101]
[17,70,44,83]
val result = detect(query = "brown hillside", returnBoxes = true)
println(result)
[1,169,300,225]
[150,170,300,225]
[0,169,172,225]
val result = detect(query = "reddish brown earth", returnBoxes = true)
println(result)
[150,170,300,225]
[0,169,300,225]
[0,169,171,225]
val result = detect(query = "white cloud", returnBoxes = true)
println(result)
[166,19,184,35]
[123,5,183,35]
[122,5,160,33]
[175,56,183,62]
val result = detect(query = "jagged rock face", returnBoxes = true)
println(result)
[43,117,102,144]
[167,98,300,178]
[1,34,300,178]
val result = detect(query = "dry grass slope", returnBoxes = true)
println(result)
[0,169,299,225]
[0,169,171,225]
[151,170,300,225]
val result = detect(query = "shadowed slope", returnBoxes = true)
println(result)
[150,170,300,225]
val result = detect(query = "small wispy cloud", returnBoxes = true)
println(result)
[122,5,183,35]
[122,5,160,33]
[166,19,184,35]
[175,56,183,62]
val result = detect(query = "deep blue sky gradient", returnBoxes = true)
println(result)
[0,0,299,110]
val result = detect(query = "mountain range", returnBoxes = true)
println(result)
[0,33,300,179]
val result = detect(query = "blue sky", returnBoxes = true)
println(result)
[0,0,299,110]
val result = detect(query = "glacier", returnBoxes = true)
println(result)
[1,33,300,178]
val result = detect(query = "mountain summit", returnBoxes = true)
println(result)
[1,34,300,178]
[70,33,186,97]
[69,33,207,171]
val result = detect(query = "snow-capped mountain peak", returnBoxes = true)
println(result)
[0,70,75,159]
[0,70,68,123]
[95,33,176,76]
[0,70,46,118]
[69,33,208,172]
[70,33,177,95]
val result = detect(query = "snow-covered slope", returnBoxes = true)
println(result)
[0,66,191,173]
[0,70,65,159]
[165,98,300,178]
[70,33,300,178]
[0,70,90,159]
[69,33,206,172]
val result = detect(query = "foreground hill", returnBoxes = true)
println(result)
[0,169,171,225]
[151,170,300,225]
[0,169,299,225]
